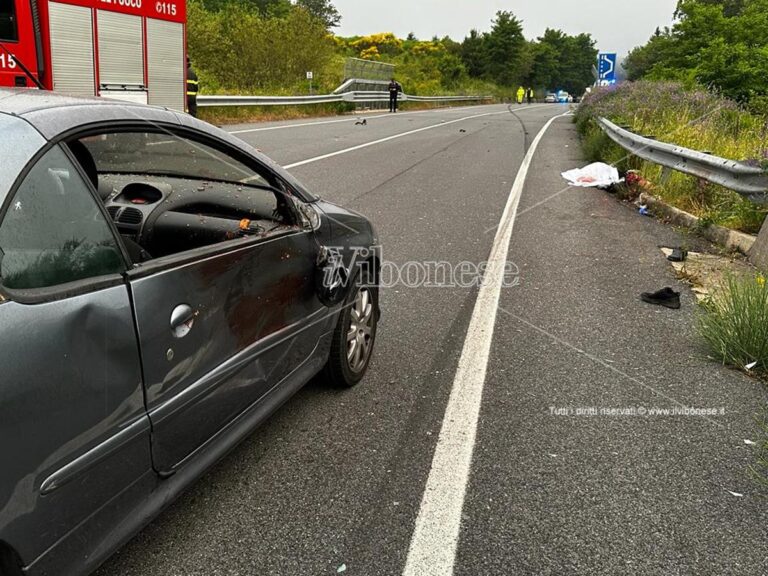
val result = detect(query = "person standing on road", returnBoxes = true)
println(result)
[516,86,525,105]
[527,87,534,104]
[186,57,199,118]
[388,78,402,113]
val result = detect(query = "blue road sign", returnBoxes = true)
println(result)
[598,53,617,86]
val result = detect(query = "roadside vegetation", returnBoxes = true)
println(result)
[624,0,768,115]
[698,274,768,376]
[575,81,768,233]
[696,272,768,488]
[187,0,598,122]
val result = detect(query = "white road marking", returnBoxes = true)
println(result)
[227,103,549,135]
[402,111,569,576]
[282,108,553,170]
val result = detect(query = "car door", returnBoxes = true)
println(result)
[102,130,331,474]
[0,144,151,567]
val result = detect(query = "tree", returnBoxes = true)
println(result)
[526,41,559,88]
[624,0,768,105]
[483,11,528,86]
[295,0,341,28]
[525,28,597,93]
[460,29,487,78]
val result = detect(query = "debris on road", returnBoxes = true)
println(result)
[638,204,651,216]
[667,248,688,262]
[337,564,347,573]
[746,361,758,371]
[726,490,744,498]
[640,287,681,309]
[661,248,756,303]
[355,119,367,126]
[561,162,623,188]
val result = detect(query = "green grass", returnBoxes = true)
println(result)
[698,274,768,376]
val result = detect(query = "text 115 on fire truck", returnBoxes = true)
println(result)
[0,0,187,111]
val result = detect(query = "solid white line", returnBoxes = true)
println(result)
[402,111,569,576]
[283,109,517,170]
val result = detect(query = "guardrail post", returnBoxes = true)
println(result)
[749,216,768,272]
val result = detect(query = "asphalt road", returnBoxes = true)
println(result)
[96,103,768,576]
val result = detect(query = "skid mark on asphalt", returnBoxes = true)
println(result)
[401,112,569,576]
[346,124,495,206]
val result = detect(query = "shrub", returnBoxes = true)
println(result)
[698,274,768,376]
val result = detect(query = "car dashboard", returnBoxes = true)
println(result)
[99,174,291,261]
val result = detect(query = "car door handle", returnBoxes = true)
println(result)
[170,304,196,338]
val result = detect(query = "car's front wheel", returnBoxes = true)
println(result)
[323,273,378,387]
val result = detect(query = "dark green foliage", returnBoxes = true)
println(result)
[295,0,341,28]
[625,0,768,110]
[483,11,528,86]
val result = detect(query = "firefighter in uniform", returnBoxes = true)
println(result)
[186,57,199,117]
[388,78,402,113]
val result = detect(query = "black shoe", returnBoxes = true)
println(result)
[667,248,688,262]
[640,287,681,309]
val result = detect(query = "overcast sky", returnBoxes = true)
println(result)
[332,0,679,58]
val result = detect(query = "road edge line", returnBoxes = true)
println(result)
[401,111,569,576]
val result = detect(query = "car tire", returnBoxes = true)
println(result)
[0,545,22,576]
[323,271,378,387]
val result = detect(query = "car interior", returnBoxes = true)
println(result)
[66,131,299,264]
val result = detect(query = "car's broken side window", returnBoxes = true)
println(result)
[74,131,295,261]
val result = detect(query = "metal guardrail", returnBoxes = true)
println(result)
[198,89,493,109]
[597,117,768,204]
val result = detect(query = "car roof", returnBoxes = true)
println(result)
[0,88,319,202]
[0,88,181,140]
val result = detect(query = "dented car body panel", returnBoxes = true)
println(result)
[0,89,378,576]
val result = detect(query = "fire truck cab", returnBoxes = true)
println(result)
[0,0,187,111]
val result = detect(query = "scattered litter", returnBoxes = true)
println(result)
[561,162,623,188]
[337,564,347,573]
[667,248,688,262]
[393,501,400,506]
[640,287,681,310]
[745,361,758,371]
[638,204,650,216]
[744,439,757,446]
[547,453,558,458]
[355,119,367,126]
[459,129,467,133]
[726,490,744,498]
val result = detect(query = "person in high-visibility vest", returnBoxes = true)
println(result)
[516,86,525,105]
[186,57,199,117]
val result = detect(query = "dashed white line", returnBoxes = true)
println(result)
[401,111,569,576]
[282,110,512,170]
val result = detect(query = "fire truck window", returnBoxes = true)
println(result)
[0,0,17,42]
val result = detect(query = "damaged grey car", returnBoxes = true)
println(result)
[0,89,380,576]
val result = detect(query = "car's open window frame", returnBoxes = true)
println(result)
[53,121,313,280]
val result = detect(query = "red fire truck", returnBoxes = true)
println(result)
[0,0,187,110]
